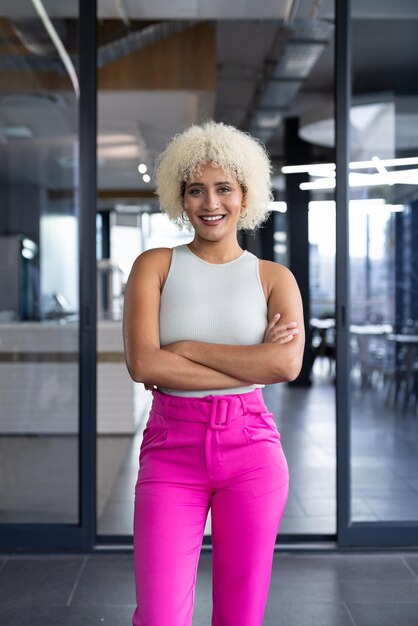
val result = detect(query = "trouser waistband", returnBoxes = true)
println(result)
[151,388,267,431]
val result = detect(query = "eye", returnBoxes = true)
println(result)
[218,186,232,193]
[188,187,203,195]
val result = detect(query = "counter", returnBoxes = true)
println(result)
[0,320,150,435]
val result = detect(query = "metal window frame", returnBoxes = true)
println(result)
[3,0,418,553]
[0,0,97,551]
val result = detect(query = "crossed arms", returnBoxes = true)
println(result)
[123,248,305,391]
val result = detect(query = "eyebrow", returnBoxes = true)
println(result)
[186,180,233,188]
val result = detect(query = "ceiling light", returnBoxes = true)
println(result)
[282,163,335,175]
[270,201,287,213]
[253,111,282,130]
[98,134,136,145]
[138,163,147,174]
[0,125,34,138]
[143,174,151,183]
[350,156,418,169]
[98,145,140,158]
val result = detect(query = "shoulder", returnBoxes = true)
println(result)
[131,247,172,267]
[259,259,294,279]
[258,259,298,299]
[128,247,173,287]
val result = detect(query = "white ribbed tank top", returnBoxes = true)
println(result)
[157,243,268,397]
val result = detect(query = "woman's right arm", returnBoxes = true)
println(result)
[122,248,249,390]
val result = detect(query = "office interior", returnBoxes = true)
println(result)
[0,0,418,556]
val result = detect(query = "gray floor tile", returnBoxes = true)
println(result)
[404,555,418,578]
[0,605,135,626]
[268,580,418,604]
[70,564,136,606]
[271,554,416,582]
[263,601,354,626]
[347,602,418,626]
[0,556,85,607]
[83,554,135,575]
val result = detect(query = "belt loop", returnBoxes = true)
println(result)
[238,393,249,413]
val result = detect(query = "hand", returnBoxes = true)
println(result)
[263,313,299,344]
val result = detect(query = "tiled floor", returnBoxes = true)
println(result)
[0,549,418,625]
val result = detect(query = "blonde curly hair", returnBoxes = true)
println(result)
[154,120,273,232]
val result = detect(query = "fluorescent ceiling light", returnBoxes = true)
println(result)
[0,126,34,138]
[300,169,418,190]
[274,231,287,242]
[270,201,287,213]
[300,179,336,190]
[308,199,404,213]
[350,156,418,169]
[31,0,79,98]
[253,111,282,129]
[282,162,335,174]
[274,244,287,254]
[98,145,140,158]
[98,134,137,145]
[282,155,418,189]
[282,156,418,174]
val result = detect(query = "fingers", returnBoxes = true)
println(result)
[264,315,300,344]
[267,331,298,344]
[265,315,280,332]
[267,314,298,331]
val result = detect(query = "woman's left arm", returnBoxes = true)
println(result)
[162,263,305,385]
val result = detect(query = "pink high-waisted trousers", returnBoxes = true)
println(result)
[132,387,289,626]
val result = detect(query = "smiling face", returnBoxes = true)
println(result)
[182,163,246,241]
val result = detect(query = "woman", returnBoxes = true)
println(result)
[123,121,304,626]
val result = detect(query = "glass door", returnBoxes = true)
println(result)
[339,0,418,546]
[0,0,94,548]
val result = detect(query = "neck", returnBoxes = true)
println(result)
[188,234,243,264]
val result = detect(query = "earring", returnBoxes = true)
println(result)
[181,210,189,223]
[239,209,247,218]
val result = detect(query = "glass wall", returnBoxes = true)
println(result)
[0,4,80,523]
[95,4,337,538]
[348,4,418,522]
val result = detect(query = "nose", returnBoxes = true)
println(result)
[203,190,220,212]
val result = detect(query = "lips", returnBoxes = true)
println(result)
[199,215,226,222]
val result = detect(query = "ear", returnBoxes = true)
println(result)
[241,189,247,207]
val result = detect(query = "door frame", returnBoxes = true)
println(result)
[0,0,97,551]
[335,0,418,547]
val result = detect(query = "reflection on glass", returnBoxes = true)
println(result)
[349,3,418,522]
[0,5,79,523]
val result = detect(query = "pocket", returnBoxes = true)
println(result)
[243,411,281,443]
[140,411,169,454]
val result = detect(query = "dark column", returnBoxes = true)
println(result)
[98,210,111,315]
[259,211,275,262]
[78,0,97,548]
[394,211,404,333]
[409,200,418,324]
[284,117,312,386]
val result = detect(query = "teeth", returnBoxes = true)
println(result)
[201,215,224,221]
